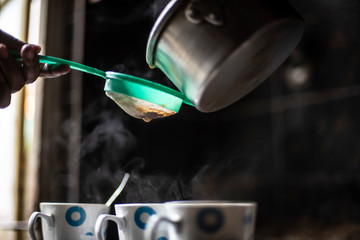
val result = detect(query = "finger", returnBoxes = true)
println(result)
[0,29,24,50]
[40,63,70,78]
[0,72,12,108]
[21,44,42,84]
[0,44,25,93]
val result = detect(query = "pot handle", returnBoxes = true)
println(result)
[185,0,226,26]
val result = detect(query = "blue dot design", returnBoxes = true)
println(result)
[197,208,224,233]
[65,206,87,227]
[134,206,156,230]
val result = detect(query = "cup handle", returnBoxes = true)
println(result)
[145,215,181,240]
[95,214,125,240]
[28,212,54,240]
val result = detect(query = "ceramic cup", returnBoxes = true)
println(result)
[95,203,168,240]
[145,201,257,240]
[28,202,110,240]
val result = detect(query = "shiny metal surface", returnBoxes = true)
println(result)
[147,0,305,112]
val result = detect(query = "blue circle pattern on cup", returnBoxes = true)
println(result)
[197,208,224,233]
[134,206,157,230]
[65,206,87,227]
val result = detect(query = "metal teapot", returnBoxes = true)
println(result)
[146,0,305,112]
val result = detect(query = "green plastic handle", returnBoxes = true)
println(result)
[10,50,106,79]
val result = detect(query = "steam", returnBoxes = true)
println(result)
[79,107,265,203]
[120,170,190,203]
[189,144,264,200]
[78,106,192,203]
[150,0,171,19]
[79,108,137,203]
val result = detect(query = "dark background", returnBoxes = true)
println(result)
[77,0,360,238]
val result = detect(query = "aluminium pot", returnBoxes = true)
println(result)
[146,0,305,112]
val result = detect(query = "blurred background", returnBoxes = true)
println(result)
[0,0,360,239]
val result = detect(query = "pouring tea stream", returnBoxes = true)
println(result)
[105,173,130,207]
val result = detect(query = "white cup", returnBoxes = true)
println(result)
[145,201,257,240]
[95,203,168,240]
[28,202,110,240]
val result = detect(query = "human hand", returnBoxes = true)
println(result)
[0,29,70,108]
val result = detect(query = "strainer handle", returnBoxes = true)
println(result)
[10,50,106,79]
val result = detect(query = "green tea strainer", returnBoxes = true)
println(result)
[12,51,193,122]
